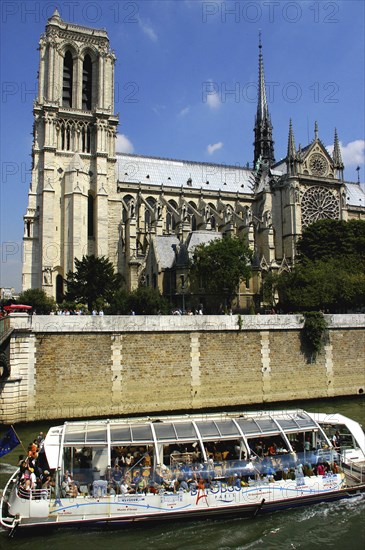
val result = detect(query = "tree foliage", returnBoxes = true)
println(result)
[190,236,253,306]
[17,288,56,314]
[278,220,365,312]
[65,255,124,311]
[302,311,328,361]
[262,271,280,308]
[107,286,168,315]
[297,219,365,267]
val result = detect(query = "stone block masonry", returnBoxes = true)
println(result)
[0,314,364,423]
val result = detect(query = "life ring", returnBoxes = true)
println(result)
[0,352,9,378]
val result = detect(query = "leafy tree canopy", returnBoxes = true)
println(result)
[190,236,253,304]
[278,258,365,313]
[17,288,56,314]
[65,255,124,311]
[107,286,169,315]
[277,220,365,313]
[297,219,365,268]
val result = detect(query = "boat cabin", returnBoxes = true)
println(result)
[44,410,339,492]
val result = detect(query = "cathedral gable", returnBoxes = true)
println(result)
[301,141,336,179]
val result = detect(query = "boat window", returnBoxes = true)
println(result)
[214,420,241,437]
[130,425,154,442]
[195,421,221,439]
[64,424,87,444]
[154,423,177,441]
[255,419,280,433]
[174,423,197,439]
[248,435,289,457]
[235,418,259,435]
[110,425,133,444]
[236,417,278,435]
[320,423,358,450]
[277,418,317,431]
[86,425,107,443]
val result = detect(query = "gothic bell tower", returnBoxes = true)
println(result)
[22,10,119,300]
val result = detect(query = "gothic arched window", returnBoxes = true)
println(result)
[82,54,92,110]
[62,51,73,108]
[122,195,134,222]
[145,197,156,230]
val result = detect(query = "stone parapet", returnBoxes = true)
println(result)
[8,313,365,333]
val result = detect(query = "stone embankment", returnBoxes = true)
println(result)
[0,314,364,423]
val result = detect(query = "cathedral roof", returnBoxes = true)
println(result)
[345,182,365,207]
[185,231,222,257]
[116,154,255,194]
[153,236,180,269]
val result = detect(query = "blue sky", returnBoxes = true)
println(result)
[1,0,364,291]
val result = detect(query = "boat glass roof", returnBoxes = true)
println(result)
[58,410,319,446]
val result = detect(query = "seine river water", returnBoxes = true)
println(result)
[1,396,364,549]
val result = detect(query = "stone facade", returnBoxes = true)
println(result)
[22,12,365,308]
[1,314,364,423]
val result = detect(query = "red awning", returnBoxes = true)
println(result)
[3,304,32,311]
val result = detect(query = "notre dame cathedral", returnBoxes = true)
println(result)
[22,10,365,310]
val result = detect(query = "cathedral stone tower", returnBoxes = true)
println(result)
[22,10,118,300]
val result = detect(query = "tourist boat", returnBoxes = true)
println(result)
[1,409,364,535]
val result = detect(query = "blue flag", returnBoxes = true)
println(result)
[0,427,20,458]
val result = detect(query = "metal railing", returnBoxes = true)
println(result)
[17,485,51,501]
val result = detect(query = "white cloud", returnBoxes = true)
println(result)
[326,139,365,167]
[138,18,158,42]
[207,142,223,155]
[152,104,166,115]
[116,134,134,154]
[178,106,190,117]
[206,90,220,110]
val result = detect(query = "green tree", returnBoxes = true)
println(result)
[107,286,168,315]
[190,236,253,309]
[107,288,131,315]
[65,255,124,312]
[262,271,279,308]
[278,258,365,312]
[128,287,169,315]
[297,219,365,266]
[277,220,365,313]
[17,288,56,314]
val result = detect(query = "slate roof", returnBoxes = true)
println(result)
[153,232,223,270]
[186,231,222,258]
[345,182,365,207]
[153,236,180,269]
[116,153,255,194]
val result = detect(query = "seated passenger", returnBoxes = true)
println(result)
[68,481,78,497]
[120,479,134,494]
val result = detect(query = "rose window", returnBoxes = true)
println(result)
[301,186,340,227]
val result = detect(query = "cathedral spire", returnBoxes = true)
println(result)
[254,33,275,168]
[287,118,296,159]
[286,119,298,176]
[333,128,344,180]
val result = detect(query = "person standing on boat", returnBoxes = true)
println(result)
[112,465,123,493]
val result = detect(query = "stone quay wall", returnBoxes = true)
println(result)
[0,314,364,423]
